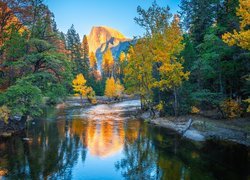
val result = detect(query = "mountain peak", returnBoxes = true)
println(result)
[88,26,128,53]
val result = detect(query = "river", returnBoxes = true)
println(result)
[0,100,249,179]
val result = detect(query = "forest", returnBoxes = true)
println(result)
[0,0,249,179]
[0,0,249,124]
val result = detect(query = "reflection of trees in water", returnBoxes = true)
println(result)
[0,114,87,179]
[115,122,159,180]
[116,123,221,180]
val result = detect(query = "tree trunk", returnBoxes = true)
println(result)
[140,96,143,110]
[173,88,178,117]
[80,94,84,106]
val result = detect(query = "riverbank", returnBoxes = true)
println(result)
[57,95,138,108]
[139,111,250,146]
[0,96,139,137]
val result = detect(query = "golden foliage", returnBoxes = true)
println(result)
[119,51,126,62]
[105,77,116,98]
[104,77,124,98]
[89,51,97,69]
[243,98,250,112]
[153,16,190,90]
[220,99,243,118]
[222,0,250,50]
[102,49,114,76]
[115,79,124,98]
[0,2,27,46]
[124,39,155,97]
[72,73,89,96]
[156,101,164,111]
[0,105,10,124]
[87,87,97,105]
[72,73,97,104]
[191,106,200,114]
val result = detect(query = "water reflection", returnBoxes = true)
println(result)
[70,118,127,158]
[0,101,249,179]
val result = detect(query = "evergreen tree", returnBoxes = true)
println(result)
[81,35,90,75]
[179,0,219,44]
[66,25,84,75]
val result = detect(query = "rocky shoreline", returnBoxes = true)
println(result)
[139,111,250,146]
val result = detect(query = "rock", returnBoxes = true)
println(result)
[87,26,136,70]
[183,130,205,141]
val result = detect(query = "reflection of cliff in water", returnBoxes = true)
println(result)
[69,117,140,158]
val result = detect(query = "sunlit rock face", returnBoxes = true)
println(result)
[87,26,135,70]
[88,26,127,53]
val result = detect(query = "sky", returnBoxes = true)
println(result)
[45,0,181,39]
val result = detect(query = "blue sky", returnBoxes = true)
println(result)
[45,0,181,39]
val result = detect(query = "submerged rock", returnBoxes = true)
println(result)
[183,130,205,141]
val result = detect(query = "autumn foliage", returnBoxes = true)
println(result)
[72,73,96,104]
[222,0,250,50]
[104,77,124,98]
[102,49,114,77]
[220,99,243,119]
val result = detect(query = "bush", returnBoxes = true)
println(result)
[191,106,200,114]
[0,106,10,124]
[87,88,97,105]
[3,82,43,118]
[243,98,250,113]
[220,99,242,119]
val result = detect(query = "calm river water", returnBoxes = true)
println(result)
[0,100,249,179]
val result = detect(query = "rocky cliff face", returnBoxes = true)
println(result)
[87,26,135,69]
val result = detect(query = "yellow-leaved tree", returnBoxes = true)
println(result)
[124,15,189,116]
[102,49,114,77]
[89,51,97,70]
[222,0,250,50]
[115,79,124,98]
[117,51,127,81]
[104,77,124,99]
[104,77,116,98]
[89,51,99,80]
[72,73,96,105]
[222,0,250,113]
[153,16,190,116]
[124,39,155,111]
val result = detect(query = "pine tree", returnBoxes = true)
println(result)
[81,35,90,76]
[66,25,84,75]
[179,0,219,44]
